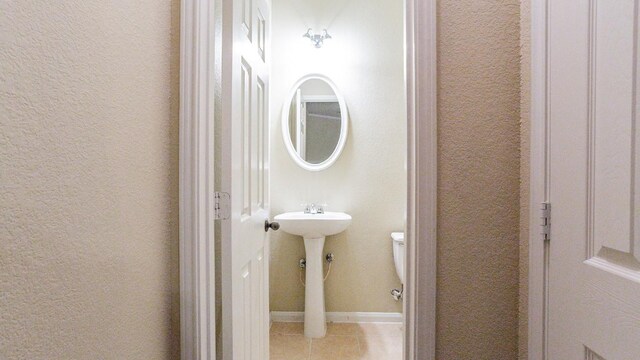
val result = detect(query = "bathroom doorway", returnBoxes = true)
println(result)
[267,1,407,358]
[266,1,405,358]
[178,0,436,358]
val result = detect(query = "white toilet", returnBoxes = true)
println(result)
[391,232,405,300]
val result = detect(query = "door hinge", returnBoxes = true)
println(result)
[214,192,230,220]
[541,202,551,241]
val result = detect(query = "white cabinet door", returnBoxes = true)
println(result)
[222,0,271,358]
[547,1,640,359]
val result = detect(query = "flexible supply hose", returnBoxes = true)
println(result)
[298,261,333,287]
[323,261,332,281]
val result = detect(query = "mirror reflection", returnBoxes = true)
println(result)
[286,78,345,165]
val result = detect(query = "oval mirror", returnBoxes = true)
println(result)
[282,75,348,171]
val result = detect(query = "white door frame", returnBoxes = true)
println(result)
[179,0,217,358]
[529,0,549,358]
[178,0,437,358]
[404,0,437,358]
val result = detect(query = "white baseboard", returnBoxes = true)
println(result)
[270,311,403,324]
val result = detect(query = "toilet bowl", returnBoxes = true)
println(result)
[391,232,405,284]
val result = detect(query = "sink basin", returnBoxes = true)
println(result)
[274,211,351,239]
[274,211,351,338]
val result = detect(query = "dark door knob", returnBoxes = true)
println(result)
[265,220,280,232]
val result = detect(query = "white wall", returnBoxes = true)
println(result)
[269,0,406,313]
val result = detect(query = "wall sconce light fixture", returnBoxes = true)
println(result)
[303,28,332,48]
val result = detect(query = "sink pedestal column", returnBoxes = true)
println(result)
[303,236,327,338]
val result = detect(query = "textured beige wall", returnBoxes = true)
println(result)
[519,0,531,359]
[1,1,526,358]
[269,0,406,313]
[0,1,181,359]
[437,0,521,359]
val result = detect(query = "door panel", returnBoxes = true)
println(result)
[547,0,640,359]
[256,76,267,212]
[224,0,270,358]
[241,59,252,217]
[590,0,638,258]
[585,348,606,360]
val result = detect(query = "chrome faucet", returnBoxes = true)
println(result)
[304,203,324,214]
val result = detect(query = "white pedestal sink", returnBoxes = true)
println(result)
[274,211,351,338]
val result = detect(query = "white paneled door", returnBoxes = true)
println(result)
[546,0,640,359]
[223,0,270,358]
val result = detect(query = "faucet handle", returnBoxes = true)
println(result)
[301,203,311,213]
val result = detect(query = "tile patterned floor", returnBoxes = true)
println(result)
[270,322,403,360]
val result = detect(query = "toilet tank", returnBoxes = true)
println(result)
[391,232,405,284]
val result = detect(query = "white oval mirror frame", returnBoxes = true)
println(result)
[281,74,349,171]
